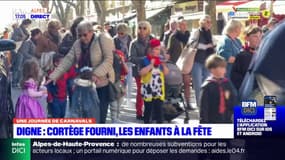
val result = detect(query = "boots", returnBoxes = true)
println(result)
[183,74,195,111]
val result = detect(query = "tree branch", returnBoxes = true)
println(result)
[61,0,76,8]
[53,0,62,20]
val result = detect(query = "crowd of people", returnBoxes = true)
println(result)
[0,14,281,124]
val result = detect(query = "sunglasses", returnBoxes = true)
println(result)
[79,33,88,38]
[118,32,124,35]
[139,26,147,30]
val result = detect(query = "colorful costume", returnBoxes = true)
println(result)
[15,79,46,118]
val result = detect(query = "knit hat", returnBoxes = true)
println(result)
[149,38,160,48]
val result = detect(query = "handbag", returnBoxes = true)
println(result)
[107,81,124,102]
[176,47,197,74]
[176,29,200,74]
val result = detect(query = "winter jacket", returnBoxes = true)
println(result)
[217,35,242,77]
[49,32,115,88]
[231,48,254,90]
[17,39,36,60]
[59,32,76,56]
[193,28,215,64]
[129,36,153,77]
[167,30,190,63]
[200,77,237,123]
[11,26,29,42]
[35,31,60,59]
[113,34,132,58]
[47,66,77,102]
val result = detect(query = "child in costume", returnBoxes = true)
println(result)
[46,54,76,118]
[15,59,47,118]
[200,54,237,123]
[139,38,169,123]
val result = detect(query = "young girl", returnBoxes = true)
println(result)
[70,67,100,120]
[140,38,169,124]
[15,59,47,118]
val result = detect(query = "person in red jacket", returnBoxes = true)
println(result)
[46,54,77,118]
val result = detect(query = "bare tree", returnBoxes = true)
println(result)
[93,0,107,25]
[61,0,86,17]
[132,0,146,22]
[52,0,72,27]
[38,0,87,27]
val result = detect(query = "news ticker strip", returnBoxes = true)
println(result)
[13,119,234,139]
[1,139,247,160]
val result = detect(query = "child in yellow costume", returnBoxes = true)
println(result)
[140,39,169,123]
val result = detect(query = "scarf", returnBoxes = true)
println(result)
[175,30,190,45]
[208,77,229,114]
[146,53,161,67]
[118,35,129,57]
[78,34,95,69]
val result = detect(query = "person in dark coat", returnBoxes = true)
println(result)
[35,19,61,59]
[231,25,262,91]
[113,23,132,58]
[58,17,84,109]
[11,19,32,87]
[59,17,84,56]
[129,21,153,120]
[162,19,177,47]
[190,15,215,109]
[0,40,16,138]
[166,19,190,63]
[200,55,237,123]
[240,20,285,105]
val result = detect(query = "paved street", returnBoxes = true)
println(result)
[11,78,199,124]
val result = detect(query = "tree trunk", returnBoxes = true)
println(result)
[205,0,217,34]
[132,0,146,22]
[93,0,106,25]
[52,0,71,27]
[269,0,275,18]
[80,1,86,16]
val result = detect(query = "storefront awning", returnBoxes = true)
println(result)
[171,11,204,20]
[109,7,168,24]
[216,0,250,12]
[147,7,168,19]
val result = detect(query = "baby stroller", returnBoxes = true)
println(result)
[164,61,190,123]
[0,40,15,138]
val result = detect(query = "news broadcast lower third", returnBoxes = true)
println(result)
[1,0,285,160]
